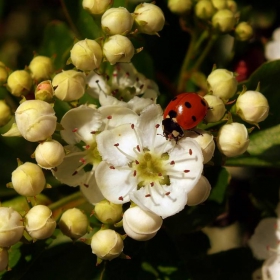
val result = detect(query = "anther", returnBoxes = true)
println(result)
[184,170,190,173]
[72,171,78,176]
[114,143,119,147]
[90,131,96,134]
[170,160,175,165]
[155,124,160,129]
[165,192,170,196]
[150,182,154,187]
[84,183,89,188]
[145,194,151,197]
[189,149,193,155]
[139,84,144,90]
[85,145,90,149]
[96,80,99,83]
[118,196,124,201]
[133,170,137,177]
[110,166,115,169]
[135,160,139,164]
[79,158,86,164]
[131,124,135,129]
[137,145,140,152]
[107,115,112,120]
[72,128,78,132]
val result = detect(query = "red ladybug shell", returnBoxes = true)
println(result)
[162,93,208,141]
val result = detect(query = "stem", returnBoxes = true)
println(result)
[48,191,87,219]
[60,0,81,39]
[177,32,197,93]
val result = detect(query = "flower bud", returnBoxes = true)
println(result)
[70,39,103,71]
[35,140,65,169]
[0,207,24,247]
[211,0,228,10]
[123,206,162,241]
[236,90,269,125]
[7,70,32,97]
[52,70,86,101]
[103,35,134,65]
[11,162,46,196]
[134,3,165,35]
[0,65,8,85]
[204,94,226,122]
[212,9,236,33]
[0,100,12,126]
[25,205,56,240]
[82,0,112,15]
[227,0,238,13]
[0,248,8,272]
[187,175,211,206]
[185,129,215,164]
[195,0,216,20]
[235,22,253,41]
[168,0,193,14]
[101,7,134,35]
[59,208,89,239]
[94,200,123,224]
[35,80,54,102]
[207,69,237,102]
[217,122,250,157]
[91,229,123,261]
[29,56,53,81]
[15,100,57,142]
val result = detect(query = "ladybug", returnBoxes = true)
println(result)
[162,93,208,141]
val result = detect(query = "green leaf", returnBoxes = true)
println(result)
[39,21,75,70]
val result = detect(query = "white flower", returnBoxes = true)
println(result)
[95,104,204,218]
[53,104,139,204]
[265,28,280,61]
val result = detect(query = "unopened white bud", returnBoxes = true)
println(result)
[217,122,250,157]
[0,100,12,126]
[70,39,103,71]
[103,35,134,65]
[185,129,215,164]
[94,200,123,224]
[25,205,56,240]
[29,56,53,81]
[59,208,89,239]
[7,70,32,97]
[204,94,226,122]
[0,248,8,272]
[35,80,54,102]
[101,7,134,35]
[0,65,8,85]
[227,0,238,13]
[134,3,165,35]
[211,0,228,10]
[212,9,236,33]
[195,0,216,20]
[235,22,253,41]
[187,175,211,206]
[0,207,24,247]
[168,0,193,14]
[35,140,65,169]
[91,229,124,260]
[52,70,86,101]
[236,90,269,125]
[12,162,46,196]
[123,206,162,241]
[207,69,237,102]
[82,0,112,15]
[15,100,57,142]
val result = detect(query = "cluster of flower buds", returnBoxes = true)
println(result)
[0,205,56,271]
[202,68,269,158]
[70,1,165,68]
[168,0,253,41]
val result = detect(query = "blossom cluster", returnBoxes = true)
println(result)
[0,0,271,271]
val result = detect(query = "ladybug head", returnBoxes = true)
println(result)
[162,118,184,142]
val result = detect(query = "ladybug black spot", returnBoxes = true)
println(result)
[201,99,207,106]
[168,110,177,118]
[192,116,197,122]
[185,101,192,108]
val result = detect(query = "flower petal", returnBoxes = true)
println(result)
[61,105,102,144]
[127,96,155,114]
[80,172,104,205]
[98,105,139,130]
[52,145,87,186]
[96,123,138,166]
[86,71,111,98]
[130,184,187,219]
[99,93,127,107]
[167,137,204,193]
[95,161,136,204]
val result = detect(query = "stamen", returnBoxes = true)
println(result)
[91,131,96,134]
[133,170,137,177]
[114,143,136,161]
[110,166,115,169]
[137,145,140,152]
[189,149,193,155]
[130,124,143,151]
[145,194,151,197]
[150,182,154,187]
[170,160,175,165]
[184,170,190,173]
[72,161,88,176]
[72,128,78,132]
[165,192,170,196]
[118,196,123,201]
[79,158,86,164]
[83,166,95,187]
[135,160,139,164]
[84,183,89,188]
